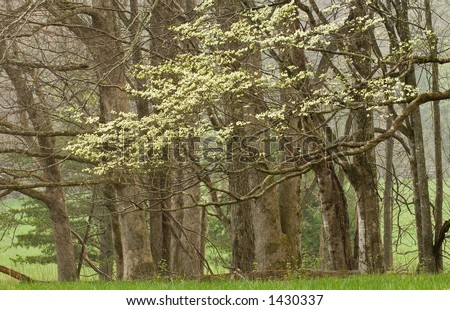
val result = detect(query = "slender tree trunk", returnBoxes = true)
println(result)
[410,108,436,272]
[424,0,443,271]
[103,184,124,279]
[393,0,436,273]
[383,114,394,271]
[99,214,114,280]
[409,136,425,267]
[313,163,353,270]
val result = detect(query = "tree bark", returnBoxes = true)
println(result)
[229,165,255,273]
[278,175,302,268]
[147,0,190,274]
[103,184,124,280]
[313,163,353,270]
[250,173,290,271]
[424,0,443,271]
[346,110,384,273]
[169,169,205,276]
[344,2,384,273]
[46,0,157,279]
[410,107,436,272]
[3,62,77,281]
[383,114,394,271]
[116,181,155,279]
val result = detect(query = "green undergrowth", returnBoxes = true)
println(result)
[2,273,450,290]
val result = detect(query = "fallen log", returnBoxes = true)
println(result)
[0,265,35,282]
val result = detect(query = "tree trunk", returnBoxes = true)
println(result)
[103,184,124,279]
[147,0,191,274]
[3,62,77,281]
[313,163,353,270]
[383,114,394,271]
[169,169,205,277]
[424,0,443,271]
[250,173,290,271]
[149,170,171,273]
[116,181,155,279]
[99,213,114,280]
[347,110,384,273]
[410,108,436,272]
[278,175,302,268]
[47,188,78,281]
[229,166,255,273]
[74,0,157,279]
[392,0,436,273]
[344,2,384,273]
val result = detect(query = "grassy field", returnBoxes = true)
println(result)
[0,198,59,282]
[1,273,450,290]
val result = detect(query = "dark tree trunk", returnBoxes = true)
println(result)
[103,184,124,280]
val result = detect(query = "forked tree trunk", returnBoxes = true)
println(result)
[345,2,384,273]
[103,184,124,279]
[346,109,384,273]
[46,0,157,279]
[313,163,353,270]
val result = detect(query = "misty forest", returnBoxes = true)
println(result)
[0,0,450,284]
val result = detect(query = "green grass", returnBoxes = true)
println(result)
[1,273,450,290]
[0,198,59,282]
